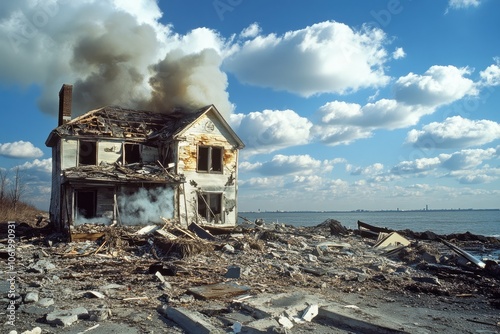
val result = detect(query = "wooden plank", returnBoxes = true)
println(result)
[187,282,250,300]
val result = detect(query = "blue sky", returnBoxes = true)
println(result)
[1,0,500,212]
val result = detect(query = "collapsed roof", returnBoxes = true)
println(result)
[46,105,210,146]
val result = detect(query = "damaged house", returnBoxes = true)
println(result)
[45,84,244,234]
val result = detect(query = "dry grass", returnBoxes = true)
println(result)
[0,198,45,224]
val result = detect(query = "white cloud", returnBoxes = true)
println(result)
[0,141,44,158]
[312,65,483,146]
[406,116,500,149]
[391,157,442,175]
[347,163,384,176]
[394,65,477,107]
[440,148,498,170]
[390,147,499,184]
[447,0,481,10]
[240,177,284,189]
[242,154,338,176]
[479,63,500,86]
[17,158,52,174]
[392,47,406,59]
[240,23,261,39]
[457,174,496,184]
[224,21,391,97]
[231,109,312,156]
[312,99,427,146]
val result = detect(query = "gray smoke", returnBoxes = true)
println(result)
[118,187,174,225]
[0,0,233,118]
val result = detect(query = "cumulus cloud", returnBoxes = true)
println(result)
[0,141,44,158]
[347,163,384,176]
[391,157,442,175]
[0,0,233,117]
[479,63,500,87]
[391,147,499,184]
[406,116,500,149]
[457,174,496,184]
[240,154,339,176]
[394,65,477,107]
[312,99,428,145]
[313,64,491,146]
[239,177,284,189]
[392,47,406,60]
[240,23,261,39]
[224,21,391,97]
[230,109,312,155]
[17,158,52,174]
[440,148,498,170]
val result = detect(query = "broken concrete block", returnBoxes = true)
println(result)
[277,315,294,329]
[134,224,159,235]
[224,265,241,279]
[301,304,318,322]
[232,321,242,333]
[165,306,224,334]
[223,244,235,253]
[241,318,280,334]
[46,310,79,327]
[24,291,39,303]
[21,327,42,334]
[319,304,407,333]
[46,307,89,327]
[37,297,54,307]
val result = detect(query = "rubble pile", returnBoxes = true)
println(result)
[1,218,500,333]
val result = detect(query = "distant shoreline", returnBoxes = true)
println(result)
[241,208,500,213]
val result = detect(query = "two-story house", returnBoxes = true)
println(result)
[45,84,244,235]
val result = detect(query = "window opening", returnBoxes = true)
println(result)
[124,144,141,164]
[197,146,223,173]
[75,190,96,219]
[198,192,222,223]
[79,141,97,165]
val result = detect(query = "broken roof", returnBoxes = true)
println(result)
[46,105,210,146]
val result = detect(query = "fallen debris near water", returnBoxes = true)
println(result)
[1,217,499,333]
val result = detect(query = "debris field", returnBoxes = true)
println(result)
[1,218,500,334]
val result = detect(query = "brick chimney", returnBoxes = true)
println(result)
[58,84,73,126]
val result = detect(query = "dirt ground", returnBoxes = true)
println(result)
[1,218,499,333]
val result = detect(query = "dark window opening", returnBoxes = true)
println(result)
[125,144,141,164]
[197,147,209,171]
[79,141,97,165]
[198,192,222,223]
[197,146,223,173]
[76,190,96,219]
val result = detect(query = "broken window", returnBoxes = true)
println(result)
[75,190,96,219]
[197,146,223,173]
[79,140,97,165]
[198,192,222,223]
[124,143,141,164]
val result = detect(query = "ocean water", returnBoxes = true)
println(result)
[238,210,500,237]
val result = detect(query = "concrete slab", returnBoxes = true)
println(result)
[165,306,224,334]
[241,318,280,334]
[240,293,329,319]
[318,304,409,333]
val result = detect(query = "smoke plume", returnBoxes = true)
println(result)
[118,187,174,225]
[0,0,233,118]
